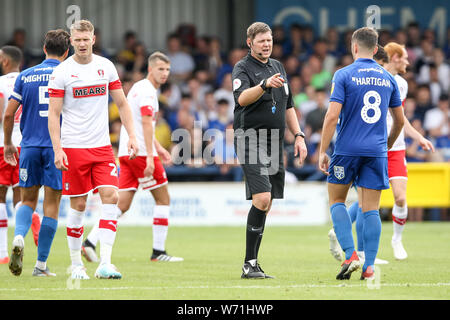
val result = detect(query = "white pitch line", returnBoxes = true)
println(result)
[0,282,449,291]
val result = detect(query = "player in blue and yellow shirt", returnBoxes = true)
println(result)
[318,27,404,280]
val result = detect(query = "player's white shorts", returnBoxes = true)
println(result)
[0,147,20,187]
[388,150,408,180]
[62,145,119,196]
[119,156,168,191]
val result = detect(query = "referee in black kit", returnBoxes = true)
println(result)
[232,22,307,279]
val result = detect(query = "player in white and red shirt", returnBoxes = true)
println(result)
[82,52,183,263]
[0,46,41,264]
[48,20,138,280]
[383,43,434,260]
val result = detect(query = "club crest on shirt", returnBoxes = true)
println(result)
[98,69,104,77]
[334,166,345,180]
[19,168,28,182]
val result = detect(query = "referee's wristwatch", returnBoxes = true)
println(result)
[259,79,268,92]
[294,131,305,140]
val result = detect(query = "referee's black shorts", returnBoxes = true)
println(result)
[234,131,285,200]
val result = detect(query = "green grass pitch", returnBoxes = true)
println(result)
[0,222,449,300]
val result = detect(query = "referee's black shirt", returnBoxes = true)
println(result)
[232,52,294,135]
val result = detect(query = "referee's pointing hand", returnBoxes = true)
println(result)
[266,73,284,88]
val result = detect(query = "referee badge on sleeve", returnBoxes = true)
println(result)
[233,79,241,91]
[334,166,345,180]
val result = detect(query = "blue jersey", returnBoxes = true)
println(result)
[10,59,61,148]
[329,58,402,157]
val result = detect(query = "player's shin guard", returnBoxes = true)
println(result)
[153,205,170,252]
[14,204,34,238]
[36,217,58,269]
[392,204,407,242]
[355,206,364,252]
[363,210,382,271]
[67,208,85,266]
[98,204,120,265]
[0,203,8,258]
[330,203,355,260]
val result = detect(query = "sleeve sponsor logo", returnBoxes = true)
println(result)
[72,84,107,98]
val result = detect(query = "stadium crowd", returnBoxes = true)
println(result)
[2,22,449,220]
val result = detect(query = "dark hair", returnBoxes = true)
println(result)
[217,98,229,105]
[0,45,22,67]
[439,93,449,101]
[351,27,378,51]
[373,44,389,65]
[44,29,70,57]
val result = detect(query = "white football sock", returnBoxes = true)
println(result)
[67,208,85,266]
[392,204,407,242]
[98,204,120,265]
[153,205,170,252]
[0,203,8,258]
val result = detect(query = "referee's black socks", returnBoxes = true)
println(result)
[245,205,267,262]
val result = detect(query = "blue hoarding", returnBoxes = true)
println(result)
[255,0,449,45]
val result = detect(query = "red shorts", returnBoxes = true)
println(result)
[119,156,168,191]
[62,145,119,196]
[0,147,20,187]
[388,150,408,180]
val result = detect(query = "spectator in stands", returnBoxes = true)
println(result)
[117,31,138,72]
[415,39,434,76]
[166,33,195,83]
[92,29,111,59]
[284,23,303,58]
[424,94,449,139]
[155,105,173,152]
[131,42,148,74]
[213,72,234,121]
[215,47,245,88]
[406,22,422,63]
[212,123,242,181]
[308,55,332,90]
[325,27,345,58]
[208,36,225,77]
[193,35,212,71]
[313,37,337,75]
[208,99,231,132]
[414,84,434,123]
[4,28,35,68]
[283,54,300,80]
[304,89,328,137]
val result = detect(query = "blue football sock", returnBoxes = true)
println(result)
[37,217,58,263]
[348,202,359,223]
[363,210,382,271]
[330,203,355,260]
[355,207,364,251]
[14,205,34,238]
